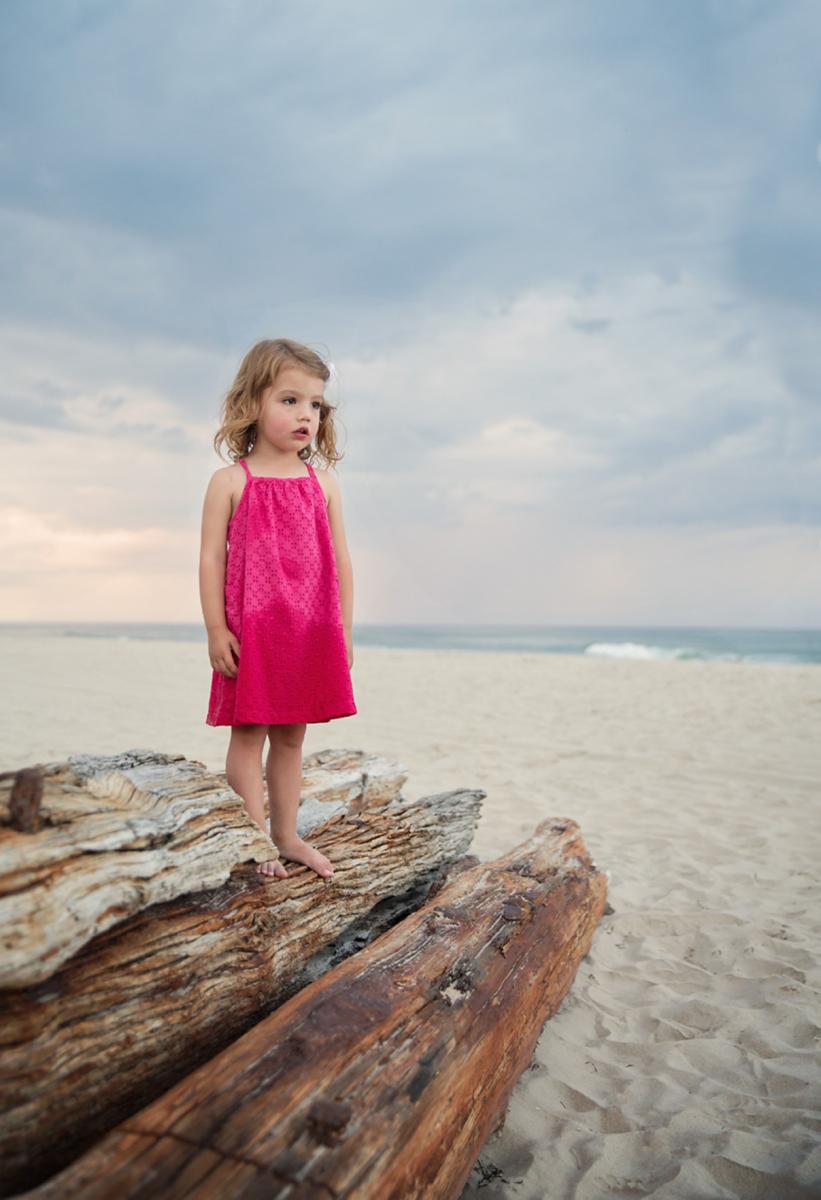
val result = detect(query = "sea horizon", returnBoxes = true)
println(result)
[1,621,818,665]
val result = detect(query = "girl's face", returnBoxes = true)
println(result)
[257,364,325,453]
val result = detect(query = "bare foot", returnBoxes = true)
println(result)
[275,837,335,880]
[256,857,289,879]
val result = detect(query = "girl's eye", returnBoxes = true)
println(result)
[282,397,323,409]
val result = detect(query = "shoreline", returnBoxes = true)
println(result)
[1,621,818,670]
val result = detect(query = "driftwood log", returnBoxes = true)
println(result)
[0,747,408,990]
[15,816,607,1200]
[0,750,484,1195]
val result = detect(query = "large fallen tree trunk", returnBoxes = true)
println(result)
[15,816,607,1200]
[0,751,483,1195]
[0,747,409,989]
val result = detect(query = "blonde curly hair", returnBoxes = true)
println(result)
[212,337,344,468]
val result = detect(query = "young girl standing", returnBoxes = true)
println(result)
[199,338,357,882]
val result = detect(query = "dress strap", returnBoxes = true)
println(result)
[305,462,316,478]
[239,458,252,480]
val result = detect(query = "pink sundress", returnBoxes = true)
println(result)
[206,457,357,726]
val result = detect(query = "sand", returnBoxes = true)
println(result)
[2,635,820,1198]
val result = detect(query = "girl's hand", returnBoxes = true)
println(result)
[344,629,354,670]
[208,627,240,678]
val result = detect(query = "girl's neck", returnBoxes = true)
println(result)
[248,447,305,469]
[245,446,309,478]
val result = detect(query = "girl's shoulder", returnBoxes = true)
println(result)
[311,463,331,507]
[210,460,245,482]
[206,461,244,498]
[311,463,345,508]
[212,461,248,524]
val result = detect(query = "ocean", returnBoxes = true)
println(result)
[0,623,818,664]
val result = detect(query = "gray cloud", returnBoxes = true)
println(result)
[1,0,820,623]
[4,1,818,350]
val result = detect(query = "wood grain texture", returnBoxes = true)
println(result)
[0,747,407,989]
[15,816,606,1200]
[0,752,482,1195]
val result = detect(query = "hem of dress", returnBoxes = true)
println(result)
[206,705,357,727]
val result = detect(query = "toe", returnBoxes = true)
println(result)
[257,860,286,878]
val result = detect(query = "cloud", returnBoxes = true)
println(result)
[440,417,597,466]
[2,1,817,351]
[0,504,182,575]
[335,270,817,531]
[1,1,820,623]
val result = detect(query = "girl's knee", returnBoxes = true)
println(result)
[228,723,269,751]
[267,722,306,749]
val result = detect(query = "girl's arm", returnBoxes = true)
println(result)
[199,469,239,676]
[324,470,354,662]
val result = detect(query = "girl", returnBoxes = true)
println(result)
[199,338,357,882]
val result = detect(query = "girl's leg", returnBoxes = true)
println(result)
[265,723,335,880]
[226,723,288,879]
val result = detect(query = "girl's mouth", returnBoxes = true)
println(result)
[293,430,309,438]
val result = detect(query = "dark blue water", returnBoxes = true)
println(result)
[0,623,818,664]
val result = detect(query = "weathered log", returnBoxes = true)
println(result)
[0,747,407,990]
[14,816,607,1200]
[0,753,483,1195]
[292,747,409,835]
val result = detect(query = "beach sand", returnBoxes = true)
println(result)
[2,636,819,1198]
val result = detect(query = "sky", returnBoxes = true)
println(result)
[1,0,819,627]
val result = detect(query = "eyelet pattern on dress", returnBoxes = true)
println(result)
[206,459,357,726]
